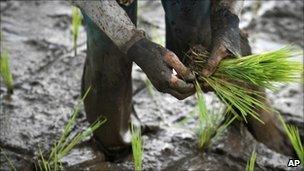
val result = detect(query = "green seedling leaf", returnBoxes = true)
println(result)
[131,124,143,171]
[0,147,17,171]
[246,149,257,171]
[279,115,304,166]
[0,50,14,94]
[188,46,303,123]
[195,80,235,149]
[72,6,82,56]
[36,87,107,171]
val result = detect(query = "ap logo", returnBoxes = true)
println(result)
[287,159,301,167]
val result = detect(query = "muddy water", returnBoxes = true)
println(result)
[0,1,303,171]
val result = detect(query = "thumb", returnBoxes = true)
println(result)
[202,45,229,77]
[164,51,195,81]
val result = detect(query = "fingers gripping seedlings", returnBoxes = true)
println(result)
[202,44,229,77]
[188,46,303,122]
[164,51,195,81]
[128,39,195,100]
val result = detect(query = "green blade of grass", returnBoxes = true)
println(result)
[38,146,50,171]
[278,115,304,165]
[0,50,14,94]
[131,124,143,171]
[36,87,107,170]
[195,79,218,148]
[246,149,257,171]
[217,47,303,90]
[49,87,91,160]
[0,147,17,171]
[203,77,267,123]
[57,117,106,159]
[71,6,82,56]
[195,80,236,149]
[195,80,208,128]
[216,109,237,137]
[145,79,154,97]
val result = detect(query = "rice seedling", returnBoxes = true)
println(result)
[131,124,143,171]
[71,6,82,56]
[36,87,107,171]
[144,79,154,97]
[278,115,304,166]
[246,149,257,171]
[195,81,236,149]
[0,147,17,171]
[187,46,303,122]
[0,50,13,94]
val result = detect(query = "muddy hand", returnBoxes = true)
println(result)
[202,44,230,77]
[203,5,242,77]
[127,38,195,100]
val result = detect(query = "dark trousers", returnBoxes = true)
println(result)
[81,0,214,149]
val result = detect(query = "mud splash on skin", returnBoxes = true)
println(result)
[0,1,303,171]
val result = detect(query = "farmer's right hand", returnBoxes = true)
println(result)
[127,38,195,100]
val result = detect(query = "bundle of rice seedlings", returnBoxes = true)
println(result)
[187,46,303,122]
[278,115,304,166]
[36,87,107,171]
[131,124,143,171]
[195,81,236,149]
[71,6,82,56]
[246,149,257,171]
[0,50,13,94]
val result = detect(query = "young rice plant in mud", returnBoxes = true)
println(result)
[246,149,257,171]
[195,81,236,149]
[145,79,154,97]
[0,50,13,94]
[71,6,82,56]
[279,115,304,166]
[131,124,143,171]
[188,46,303,122]
[0,147,17,171]
[36,87,107,171]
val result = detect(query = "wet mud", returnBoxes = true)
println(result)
[0,1,303,171]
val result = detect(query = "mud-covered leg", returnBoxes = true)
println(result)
[81,1,137,161]
[161,0,211,62]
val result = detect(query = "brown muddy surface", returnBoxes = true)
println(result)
[0,1,303,171]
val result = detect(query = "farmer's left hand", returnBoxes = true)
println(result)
[201,43,230,77]
[202,6,242,77]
